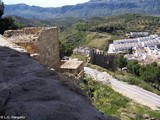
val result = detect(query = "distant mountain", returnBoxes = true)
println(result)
[4,0,160,19]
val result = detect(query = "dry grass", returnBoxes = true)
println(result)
[88,33,111,49]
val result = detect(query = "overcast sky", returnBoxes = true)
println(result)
[3,0,89,7]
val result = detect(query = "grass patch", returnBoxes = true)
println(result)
[71,53,88,63]
[88,38,107,49]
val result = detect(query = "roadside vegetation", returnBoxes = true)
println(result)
[81,75,160,120]
[114,54,160,93]
[72,52,160,95]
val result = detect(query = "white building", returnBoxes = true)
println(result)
[73,46,91,55]
[127,32,149,38]
[111,35,160,53]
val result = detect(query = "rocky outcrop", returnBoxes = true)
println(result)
[0,36,117,120]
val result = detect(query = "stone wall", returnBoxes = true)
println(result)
[89,49,116,70]
[4,27,60,70]
[36,27,60,70]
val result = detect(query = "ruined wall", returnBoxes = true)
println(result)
[89,49,116,70]
[3,27,44,38]
[36,27,60,70]
[4,27,60,70]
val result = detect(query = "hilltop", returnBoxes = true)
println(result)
[4,0,160,19]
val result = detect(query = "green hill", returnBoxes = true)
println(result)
[59,14,160,56]
[7,14,160,57]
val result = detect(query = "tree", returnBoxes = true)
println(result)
[0,17,22,34]
[127,60,140,76]
[114,54,127,71]
[151,61,157,67]
[0,0,4,18]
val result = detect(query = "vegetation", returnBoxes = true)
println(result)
[0,0,4,18]
[71,53,88,64]
[12,16,82,31]
[81,75,160,120]
[12,14,160,57]
[114,54,127,71]
[86,62,160,95]
[114,72,160,96]
[126,61,160,91]
[0,16,22,34]
[59,14,160,56]
[0,1,22,34]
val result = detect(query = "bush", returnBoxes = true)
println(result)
[127,77,141,85]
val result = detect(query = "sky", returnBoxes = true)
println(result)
[3,0,90,7]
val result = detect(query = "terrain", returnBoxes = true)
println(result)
[6,14,160,56]
[0,35,115,120]
[84,67,160,110]
[59,14,160,56]
[4,0,160,19]
[81,69,160,120]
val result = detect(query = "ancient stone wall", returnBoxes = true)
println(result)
[4,27,60,70]
[89,49,116,70]
[36,27,60,70]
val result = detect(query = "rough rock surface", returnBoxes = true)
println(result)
[0,36,117,120]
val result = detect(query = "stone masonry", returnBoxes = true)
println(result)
[3,27,60,70]
[89,49,116,70]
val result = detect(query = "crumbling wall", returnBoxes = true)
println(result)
[4,27,60,70]
[36,27,60,70]
[3,27,44,38]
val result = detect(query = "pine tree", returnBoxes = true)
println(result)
[0,0,4,18]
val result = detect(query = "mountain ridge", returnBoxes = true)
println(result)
[4,0,160,19]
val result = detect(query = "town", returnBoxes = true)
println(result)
[109,32,160,64]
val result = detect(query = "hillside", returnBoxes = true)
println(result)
[4,14,160,57]
[4,0,160,19]
[59,14,160,56]
[11,16,82,30]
